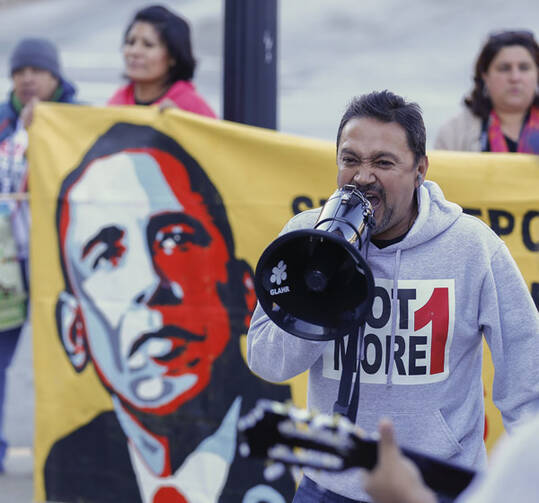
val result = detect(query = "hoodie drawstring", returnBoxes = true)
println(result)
[386,248,401,386]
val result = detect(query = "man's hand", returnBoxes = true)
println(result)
[20,96,40,129]
[362,418,437,503]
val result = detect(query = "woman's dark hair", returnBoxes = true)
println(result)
[124,4,196,83]
[464,30,539,119]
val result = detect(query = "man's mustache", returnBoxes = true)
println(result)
[128,326,206,357]
[354,183,384,197]
[352,183,386,205]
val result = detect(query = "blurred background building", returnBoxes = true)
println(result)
[1,0,537,145]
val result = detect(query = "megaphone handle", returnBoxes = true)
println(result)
[346,242,371,421]
[333,326,362,419]
[347,324,366,422]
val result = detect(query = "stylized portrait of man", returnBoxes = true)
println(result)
[44,123,294,503]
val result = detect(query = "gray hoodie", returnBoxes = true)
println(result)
[247,180,539,501]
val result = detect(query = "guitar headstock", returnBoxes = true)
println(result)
[238,400,476,500]
[237,399,362,473]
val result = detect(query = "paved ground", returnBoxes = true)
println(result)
[0,0,537,501]
[0,444,34,501]
[1,324,33,501]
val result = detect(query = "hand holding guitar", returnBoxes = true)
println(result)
[362,418,437,503]
[238,400,475,501]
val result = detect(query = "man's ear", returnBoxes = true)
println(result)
[55,291,89,372]
[415,155,429,188]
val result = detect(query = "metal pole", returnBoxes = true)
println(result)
[223,0,277,129]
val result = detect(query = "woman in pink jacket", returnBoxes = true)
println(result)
[108,5,216,118]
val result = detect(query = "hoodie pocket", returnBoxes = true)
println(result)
[360,409,464,459]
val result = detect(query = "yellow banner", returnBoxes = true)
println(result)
[29,104,538,501]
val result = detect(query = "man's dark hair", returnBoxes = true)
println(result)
[464,30,539,119]
[336,90,426,164]
[124,4,196,82]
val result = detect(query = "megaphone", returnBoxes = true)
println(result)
[254,184,376,341]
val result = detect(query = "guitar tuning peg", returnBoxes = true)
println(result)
[290,407,310,422]
[336,416,355,435]
[284,400,298,416]
[263,462,286,481]
[311,414,330,429]
[334,413,352,428]
[239,442,250,458]
[237,414,255,431]
[252,407,265,421]
[271,401,288,414]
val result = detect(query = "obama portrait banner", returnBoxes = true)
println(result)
[28,103,538,503]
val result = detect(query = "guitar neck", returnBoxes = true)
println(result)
[350,435,475,499]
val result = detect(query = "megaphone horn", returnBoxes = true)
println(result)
[254,185,376,341]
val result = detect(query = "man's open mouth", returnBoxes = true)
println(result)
[364,191,381,209]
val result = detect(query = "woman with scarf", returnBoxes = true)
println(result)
[435,30,538,154]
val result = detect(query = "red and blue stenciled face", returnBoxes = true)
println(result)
[59,149,231,415]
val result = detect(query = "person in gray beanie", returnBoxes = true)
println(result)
[1,37,77,136]
[10,37,62,80]
[0,37,77,473]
